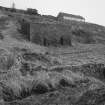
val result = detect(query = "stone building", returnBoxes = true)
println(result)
[19,17,73,46]
[30,22,72,46]
[57,12,85,22]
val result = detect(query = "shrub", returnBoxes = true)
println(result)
[2,85,17,101]
[32,83,49,94]
[0,53,15,71]
[19,85,31,99]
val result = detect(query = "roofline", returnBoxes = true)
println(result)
[58,12,85,19]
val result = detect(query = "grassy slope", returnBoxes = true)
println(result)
[0,10,105,105]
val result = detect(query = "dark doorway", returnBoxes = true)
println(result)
[60,37,64,45]
[43,38,47,46]
[103,68,105,78]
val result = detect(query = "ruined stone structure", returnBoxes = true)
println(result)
[18,16,72,46]
[30,22,72,46]
[57,12,85,22]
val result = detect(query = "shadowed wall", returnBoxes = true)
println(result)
[30,22,72,46]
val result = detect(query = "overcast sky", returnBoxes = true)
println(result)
[0,0,105,26]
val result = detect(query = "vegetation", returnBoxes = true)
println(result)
[0,5,105,105]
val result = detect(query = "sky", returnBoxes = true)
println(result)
[0,0,105,26]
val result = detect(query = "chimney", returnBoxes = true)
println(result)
[12,2,15,9]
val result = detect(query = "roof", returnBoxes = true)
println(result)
[58,12,85,19]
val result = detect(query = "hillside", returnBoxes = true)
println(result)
[1,6,105,46]
[0,7,105,105]
[17,13,105,46]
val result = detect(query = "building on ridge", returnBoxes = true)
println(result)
[57,12,85,22]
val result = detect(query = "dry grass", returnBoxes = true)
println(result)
[0,65,104,102]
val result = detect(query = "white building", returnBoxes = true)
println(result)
[57,12,85,22]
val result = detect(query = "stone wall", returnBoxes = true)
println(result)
[18,19,30,41]
[30,22,72,46]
